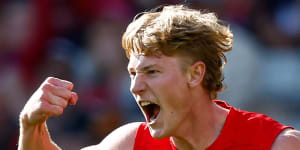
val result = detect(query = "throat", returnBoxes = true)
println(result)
[171,136,195,150]
[170,103,230,150]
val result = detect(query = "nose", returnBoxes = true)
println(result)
[130,73,146,96]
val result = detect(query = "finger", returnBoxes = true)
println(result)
[40,100,64,117]
[46,77,74,90]
[43,92,68,108]
[69,92,78,105]
[42,83,72,99]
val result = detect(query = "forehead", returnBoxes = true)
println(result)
[127,54,181,71]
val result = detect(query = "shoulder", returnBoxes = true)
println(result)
[81,122,143,150]
[271,129,300,150]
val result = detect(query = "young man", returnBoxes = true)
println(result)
[18,5,300,150]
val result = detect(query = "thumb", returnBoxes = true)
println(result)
[69,92,78,105]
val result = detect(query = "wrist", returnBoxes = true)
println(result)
[19,122,59,150]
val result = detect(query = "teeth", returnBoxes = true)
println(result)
[141,101,152,106]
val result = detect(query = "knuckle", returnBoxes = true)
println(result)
[46,77,56,82]
[40,91,49,100]
[66,91,72,99]
[61,100,68,108]
[37,101,48,113]
[38,100,47,109]
[66,82,74,90]
[54,107,64,116]
[41,83,52,91]
[69,82,74,87]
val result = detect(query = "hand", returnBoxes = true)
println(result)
[20,77,78,127]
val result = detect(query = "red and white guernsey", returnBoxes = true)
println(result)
[133,100,293,150]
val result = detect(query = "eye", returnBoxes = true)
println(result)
[147,70,159,75]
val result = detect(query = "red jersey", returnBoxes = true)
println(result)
[133,100,293,150]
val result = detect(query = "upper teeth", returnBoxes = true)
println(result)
[141,101,152,106]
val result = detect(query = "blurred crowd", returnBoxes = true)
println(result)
[0,0,299,149]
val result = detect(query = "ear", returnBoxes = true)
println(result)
[187,61,206,88]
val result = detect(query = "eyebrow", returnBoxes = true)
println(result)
[128,64,159,72]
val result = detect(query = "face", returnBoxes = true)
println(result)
[127,54,194,139]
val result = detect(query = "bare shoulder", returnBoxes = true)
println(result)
[81,122,143,150]
[271,129,300,150]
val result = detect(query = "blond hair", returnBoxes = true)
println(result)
[122,5,233,99]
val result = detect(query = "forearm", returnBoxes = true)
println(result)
[18,122,61,150]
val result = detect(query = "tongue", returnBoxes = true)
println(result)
[150,105,160,121]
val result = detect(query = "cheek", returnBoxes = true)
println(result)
[157,75,190,109]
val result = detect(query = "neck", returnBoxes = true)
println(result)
[170,95,229,150]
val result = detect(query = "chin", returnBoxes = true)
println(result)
[149,126,170,139]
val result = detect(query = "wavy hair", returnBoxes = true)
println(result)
[122,5,233,99]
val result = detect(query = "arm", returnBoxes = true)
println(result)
[18,77,78,150]
[271,129,300,150]
[18,122,61,150]
[81,122,142,150]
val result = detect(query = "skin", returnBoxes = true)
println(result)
[127,54,204,139]
[127,54,229,150]
[18,55,300,150]
[18,77,78,150]
[271,129,300,150]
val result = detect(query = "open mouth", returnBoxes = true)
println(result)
[140,101,160,123]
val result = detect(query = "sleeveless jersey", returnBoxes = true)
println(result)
[133,100,293,150]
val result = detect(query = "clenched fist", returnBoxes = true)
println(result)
[20,77,78,128]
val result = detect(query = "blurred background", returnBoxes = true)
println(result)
[0,0,299,149]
